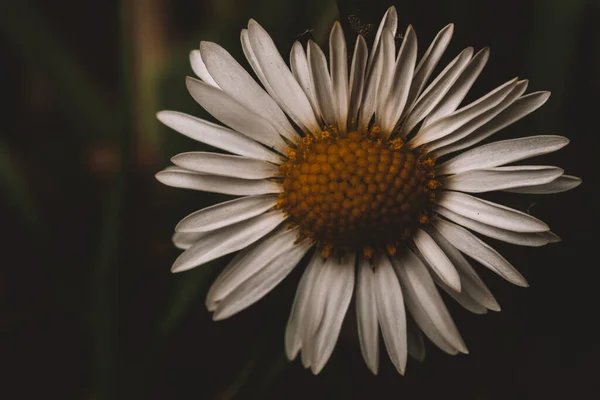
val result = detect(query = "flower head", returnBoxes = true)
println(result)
[156,6,581,375]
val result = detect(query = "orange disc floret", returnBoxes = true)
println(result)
[279,130,440,255]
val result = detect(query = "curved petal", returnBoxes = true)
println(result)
[504,174,582,194]
[442,165,564,193]
[374,254,407,375]
[330,21,349,133]
[171,152,280,179]
[212,240,312,320]
[405,23,454,110]
[285,249,324,360]
[367,6,398,74]
[356,257,379,374]
[157,111,283,164]
[410,77,518,147]
[308,40,337,127]
[438,135,569,175]
[432,218,528,287]
[381,25,418,135]
[172,231,207,250]
[189,49,220,88]
[200,41,299,142]
[155,169,282,195]
[175,194,278,233]
[247,19,321,135]
[422,47,490,127]
[186,77,287,153]
[392,249,468,354]
[436,191,549,232]
[310,253,355,374]
[358,28,388,132]
[434,206,550,247]
[348,35,368,131]
[401,47,473,135]
[206,226,299,310]
[423,80,528,151]
[171,210,286,273]
[290,41,322,121]
[374,28,398,131]
[427,227,500,311]
[434,91,551,157]
[413,228,461,292]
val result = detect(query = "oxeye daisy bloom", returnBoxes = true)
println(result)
[156,6,581,375]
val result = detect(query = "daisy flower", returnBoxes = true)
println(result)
[156,6,581,375]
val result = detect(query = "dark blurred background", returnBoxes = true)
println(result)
[1,0,599,398]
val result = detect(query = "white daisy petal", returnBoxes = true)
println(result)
[540,231,562,243]
[171,210,286,273]
[410,77,518,147]
[172,231,208,250]
[374,28,397,130]
[155,169,282,195]
[392,249,468,354]
[175,195,278,233]
[189,49,220,88]
[367,6,398,74]
[311,253,356,374]
[157,111,283,164]
[413,228,461,292]
[414,243,488,314]
[504,174,582,194]
[401,47,474,135]
[240,30,277,99]
[434,276,488,314]
[308,40,337,127]
[348,35,368,131]
[435,91,551,157]
[374,254,407,375]
[436,191,549,232]
[381,25,418,135]
[330,21,349,133]
[422,47,490,127]
[434,205,549,247]
[213,240,312,320]
[206,226,299,310]
[247,19,321,135]
[406,316,426,362]
[290,41,322,121]
[356,257,379,375]
[200,41,300,142]
[171,152,280,179]
[432,218,528,287]
[285,249,324,361]
[438,135,569,175]
[242,30,314,136]
[427,227,500,311]
[358,28,388,132]
[442,165,564,193]
[424,79,528,152]
[186,77,287,153]
[405,23,454,110]
[300,254,331,368]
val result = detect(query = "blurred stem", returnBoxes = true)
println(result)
[0,1,115,137]
[129,0,168,168]
[88,1,133,398]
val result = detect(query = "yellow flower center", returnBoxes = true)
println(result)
[278,129,440,259]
